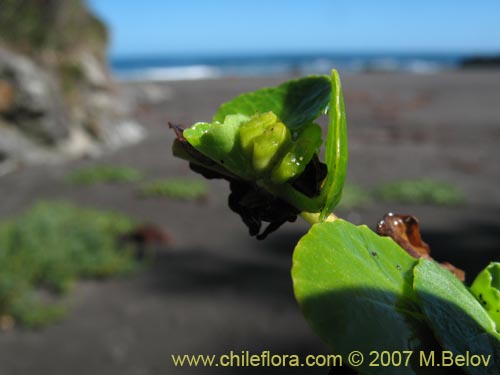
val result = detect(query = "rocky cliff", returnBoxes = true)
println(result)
[0,0,144,169]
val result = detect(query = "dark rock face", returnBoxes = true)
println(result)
[0,48,69,144]
[0,0,144,166]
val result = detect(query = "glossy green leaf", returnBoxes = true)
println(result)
[414,259,500,374]
[320,70,348,220]
[183,114,253,179]
[214,76,331,132]
[292,220,440,374]
[470,262,500,328]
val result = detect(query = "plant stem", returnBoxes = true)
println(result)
[300,211,338,225]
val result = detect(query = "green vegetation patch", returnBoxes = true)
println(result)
[336,179,464,212]
[140,178,209,200]
[67,165,143,185]
[0,0,107,53]
[373,178,465,206]
[0,201,138,328]
[336,184,372,210]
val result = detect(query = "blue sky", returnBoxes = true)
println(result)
[87,0,500,58]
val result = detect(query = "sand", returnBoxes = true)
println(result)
[0,70,499,374]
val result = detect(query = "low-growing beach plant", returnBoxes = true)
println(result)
[336,183,372,210]
[172,70,500,374]
[374,178,465,206]
[0,201,139,328]
[67,165,143,185]
[139,178,208,200]
[336,180,465,211]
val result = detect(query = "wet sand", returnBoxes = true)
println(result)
[0,70,499,374]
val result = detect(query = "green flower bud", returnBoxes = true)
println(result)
[271,123,322,184]
[251,120,291,173]
[239,112,278,155]
[471,262,500,328]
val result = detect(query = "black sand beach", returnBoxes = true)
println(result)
[0,71,499,374]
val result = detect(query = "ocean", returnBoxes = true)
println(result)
[111,52,466,81]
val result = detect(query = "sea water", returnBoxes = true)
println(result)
[111,52,465,81]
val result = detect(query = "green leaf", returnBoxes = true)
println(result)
[214,76,331,132]
[183,114,253,179]
[320,69,348,220]
[414,260,500,374]
[470,262,500,328]
[292,220,440,374]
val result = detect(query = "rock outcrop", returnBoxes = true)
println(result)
[0,48,69,144]
[0,0,144,168]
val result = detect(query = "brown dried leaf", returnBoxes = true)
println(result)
[376,212,465,281]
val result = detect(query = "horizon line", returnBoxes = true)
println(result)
[109,49,500,60]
